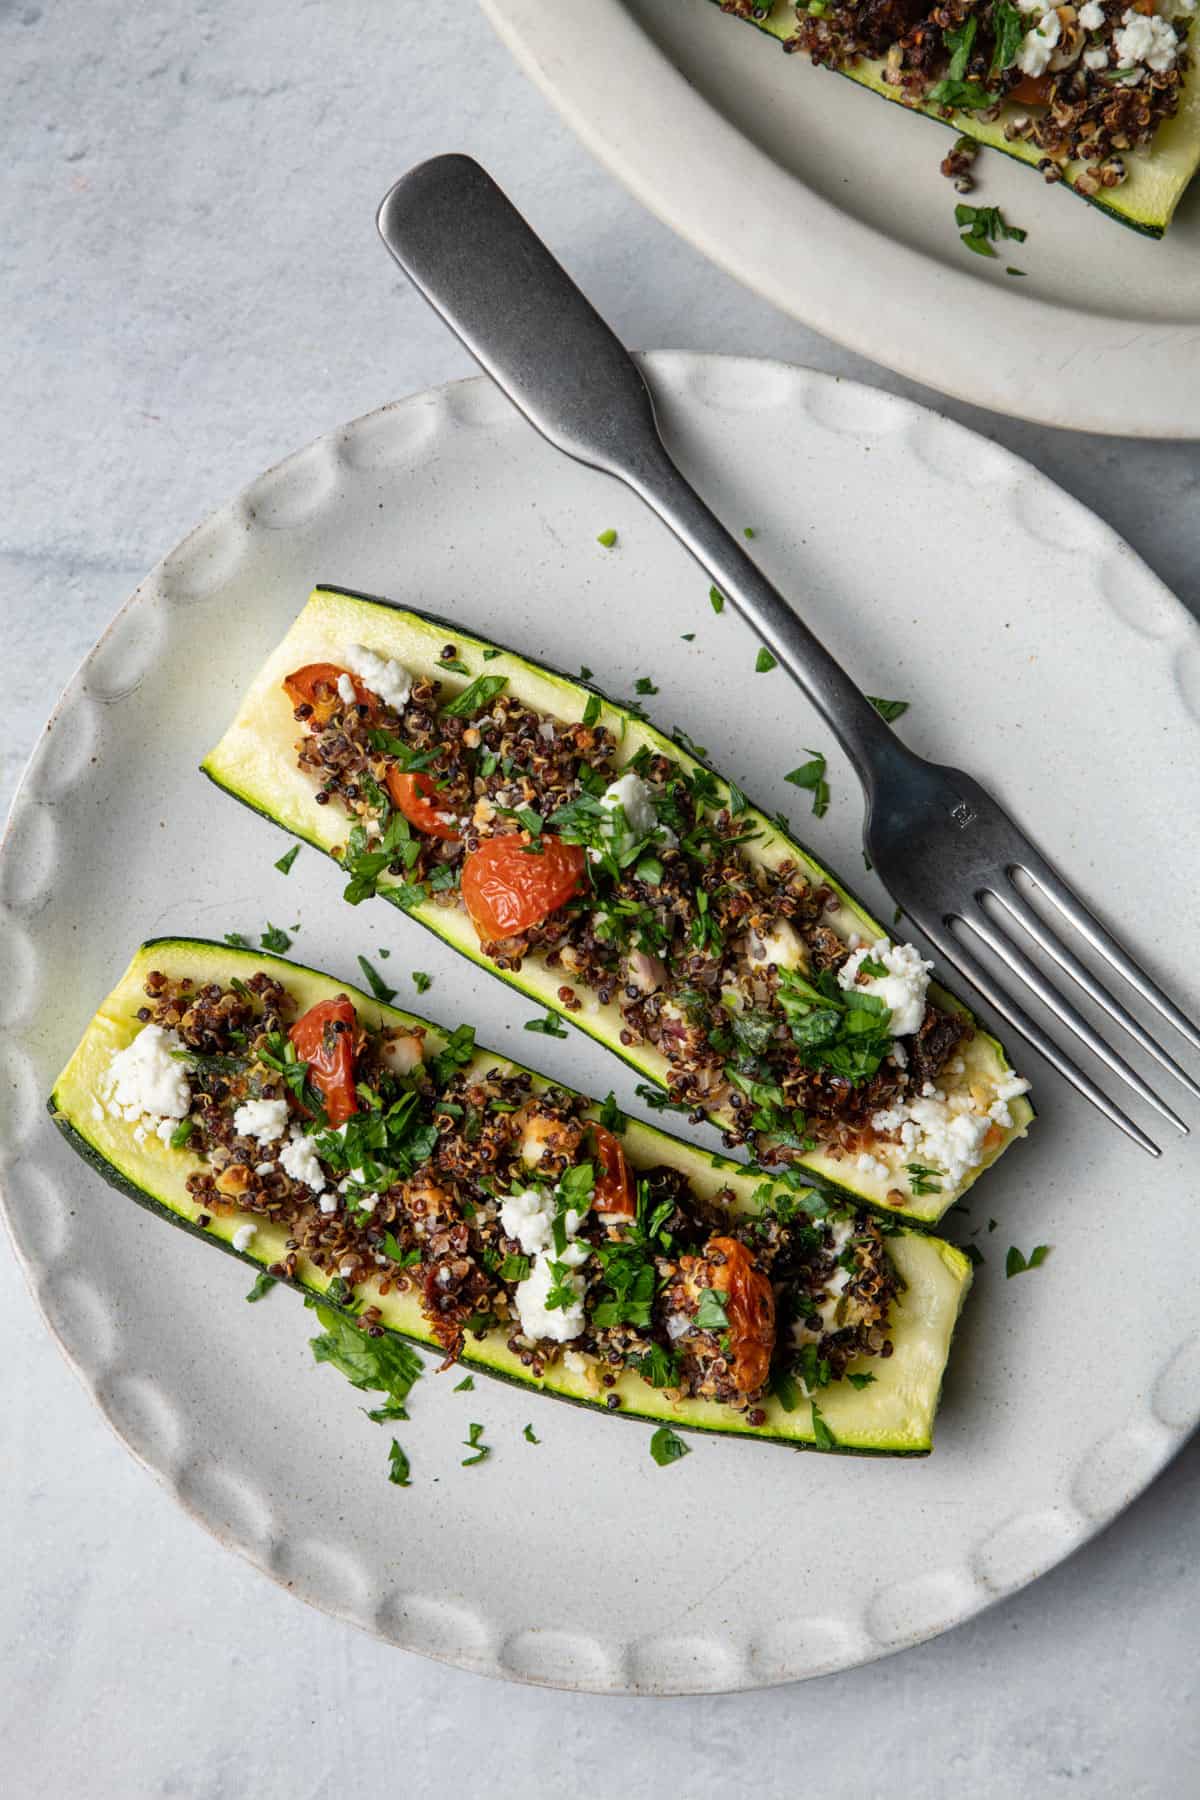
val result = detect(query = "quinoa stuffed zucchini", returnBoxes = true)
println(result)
[715,0,1200,236]
[48,939,974,1453]
[203,587,1034,1226]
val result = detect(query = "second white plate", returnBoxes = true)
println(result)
[484,0,1200,436]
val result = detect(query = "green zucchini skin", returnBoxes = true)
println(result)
[201,586,1034,1225]
[48,937,975,1455]
[712,0,1200,237]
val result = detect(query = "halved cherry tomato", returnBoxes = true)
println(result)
[707,1236,776,1397]
[283,663,378,727]
[385,767,460,840]
[592,1124,635,1219]
[1006,73,1052,106]
[460,832,585,942]
[289,995,358,1128]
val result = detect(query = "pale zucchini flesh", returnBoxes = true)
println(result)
[49,939,974,1454]
[202,586,1034,1224]
[723,0,1200,237]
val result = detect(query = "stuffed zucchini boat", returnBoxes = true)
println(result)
[203,587,1033,1225]
[48,939,974,1453]
[715,0,1200,236]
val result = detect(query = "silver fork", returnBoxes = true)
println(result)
[376,155,1200,1156]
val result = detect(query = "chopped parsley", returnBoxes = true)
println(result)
[274,844,301,875]
[989,0,1025,75]
[244,1271,278,1303]
[523,1422,540,1444]
[709,586,725,614]
[785,751,830,819]
[845,1371,876,1391]
[681,631,695,642]
[498,1252,530,1282]
[340,810,421,906]
[582,692,602,728]
[755,647,777,674]
[453,1374,475,1392]
[387,1439,412,1487]
[412,970,432,994]
[524,1010,569,1038]
[260,922,292,954]
[962,1244,986,1268]
[1006,1243,1050,1278]
[634,676,659,696]
[223,931,250,949]
[810,1399,837,1451]
[743,525,756,538]
[596,528,618,548]
[440,657,471,675]
[356,954,397,1004]
[305,1297,424,1420]
[867,696,909,724]
[598,1090,627,1133]
[905,1162,944,1196]
[693,1287,729,1331]
[649,1425,691,1467]
[440,673,508,718]
[461,1421,490,1466]
[169,1116,195,1149]
[773,1369,800,1412]
[956,203,1027,260]
[482,648,502,661]
[928,17,996,109]
[776,965,893,1085]
[630,1343,680,1389]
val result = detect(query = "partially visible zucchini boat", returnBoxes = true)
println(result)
[715,0,1200,237]
[203,587,1034,1225]
[49,939,974,1453]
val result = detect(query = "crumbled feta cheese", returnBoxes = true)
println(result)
[102,1025,192,1127]
[336,672,357,706]
[318,1193,338,1216]
[563,1349,589,1374]
[994,1072,1032,1103]
[254,1160,276,1176]
[1114,8,1179,68]
[1079,0,1105,24]
[538,720,556,742]
[1083,43,1110,65]
[598,771,677,847]
[232,1222,256,1253]
[855,1152,890,1181]
[747,918,804,969]
[278,1129,327,1193]
[837,939,932,1036]
[500,1187,554,1255]
[895,1098,992,1187]
[155,1117,177,1144]
[342,643,413,712]
[891,1039,908,1070]
[1017,8,1061,75]
[233,1097,290,1145]
[514,1253,588,1342]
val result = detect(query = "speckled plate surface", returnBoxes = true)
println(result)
[2,354,1198,1694]
[484,0,1200,437]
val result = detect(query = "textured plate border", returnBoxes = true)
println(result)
[2,355,1198,1695]
[482,0,1200,439]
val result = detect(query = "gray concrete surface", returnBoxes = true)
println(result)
[2,2,1197,1794]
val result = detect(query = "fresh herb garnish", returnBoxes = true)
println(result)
[523,1422,540,1444]
[867,696,910,723]
[582,692,602,728]
[305,1297,424,1419]
[846,1371,876,1391]
[462,1421,490,1466]
[773,1369,800,1412]
[245,1272,278,1303]
[755,647,777,674]
[989,0,1025,74]
[260,922,292,953]
[709,586,725,614]
[776,966,893,1085]
[596,528,618,548]
[453,1375,475,1392]
[524,1010,568,1038]
[810,1399,837,1450]
[169,1116,195,1149]
[380,1231,420,1267]
[681,631,695,642]
[649,1425,691,1467]
[630,1344,680,1389]
[956,203,1027,259]
[743,525,756,538]
[387,1439,412,1486]
[694,1287,729,1331]
[340,809,421,907]
[963,1244,986,1267]
[634,676,659,696]
[411,970,432,994]
[499,1252,531,1282]
[440,673,508,718]
[274,844,300,875]
[785,751,830,819]
[634,1082,690,1115]
[906,1162,944,1196]
[796,1341,832,1392]
[223,931,250,948]
[598,1091,627,1133]
[356,954,397,1003]
[1006,1243,1050,1278]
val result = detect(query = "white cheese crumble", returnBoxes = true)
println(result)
[279,1129,328,1193]
[254,1160,276,1177]
[598,771,677,848]
[102,1025,192,1127]
[502,1184,592,1342]
[855,1152,890,1181]
[336,671,357,706]
[342,643,413,712]
[873,1095,993,1188]
[1115,9,1180,68]
[232,1097,290,1145]
[1083,43,1110,65]
[1079,0,1106,22]
[232,1222,256,1253]
[1018,8,1061,75]
[837,939,932,1036]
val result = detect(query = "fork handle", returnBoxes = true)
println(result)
[377,155,904,790]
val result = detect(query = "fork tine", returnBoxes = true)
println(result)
[909,910,1162,1158]
[987,884,1200,1103]
[955,904,1187,1135]
[1018,858,1200,1057]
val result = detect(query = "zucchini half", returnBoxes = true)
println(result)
[717,0,1200,238]
[203,586,1034,1225]
[49,938,973,1454]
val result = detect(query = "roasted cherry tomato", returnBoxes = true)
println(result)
[707,1236,776,1397]
[592,1124,635,1219]
[289,995,358,1128]
[460,833,585,942]
[1006,73,1052,106]
[283,663,378,726]
[385,767,460,840]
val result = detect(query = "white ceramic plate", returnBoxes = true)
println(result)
[483,0,1200,437]
[2,354,1198,1695]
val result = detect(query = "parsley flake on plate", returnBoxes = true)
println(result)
[649,1425,691,1467]
[525,1010,569,1038]
[523,1423,540,1444]
[244,1271,278,1303]
[709,586,725,614]
[260,922,292,954]
[785,751,830,819]
[462,1422,491,1467]
[596,528,618,548]
[356,954,396,1004]
[387,1439,412,1487]
[1006,1243,1051,1277]
[810,1400,838,1451]
[273,844,300,875]
[755,647,777,674]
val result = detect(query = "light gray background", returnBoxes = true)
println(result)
[3,3,1196,1795]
